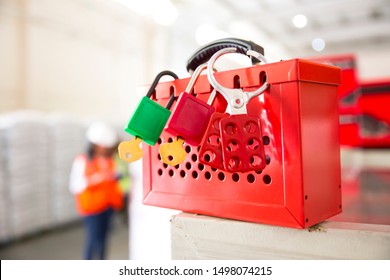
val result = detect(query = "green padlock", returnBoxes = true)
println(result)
[124,71,178,145]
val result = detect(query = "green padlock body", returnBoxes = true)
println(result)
[124,97,171,145]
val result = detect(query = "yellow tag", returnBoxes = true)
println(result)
[159,137,186,166]
[118,138,143,163]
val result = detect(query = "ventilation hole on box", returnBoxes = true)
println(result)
[158,154,161,160]
[339,185,341,189]
[157,138,162,145]
[205,171,211,180]
[232,173,240,182]
[185,146,191,153]
[255,170,263,175]
[263,175,272,184]
[168,155,173,161]
[174,164,180,169]
[305,195,308,200]
[192,171,199,179]
[263,135,270,145]
[158,169,163,176]
[265,155,271,165]
[197,146,201,152]
[211,167,218,172]
[180,170,186,178]
[185,162,192,170]
[260,71,267,85]
[168,170,174,177]
[168,137,173,143]
[247,174,256,183]
[198,163,205,171]
[339,205,342,209]
[305,218,309,223]
[218,172,226,181]
[233,75,241,88]
[163,163,168,169]
[191,154,198,162]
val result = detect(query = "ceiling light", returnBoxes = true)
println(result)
[312,38,326,52]
[292,14,307,28]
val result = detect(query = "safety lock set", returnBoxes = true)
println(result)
[118,38,343,228]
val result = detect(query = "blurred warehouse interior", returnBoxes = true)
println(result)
[1,0,390,260]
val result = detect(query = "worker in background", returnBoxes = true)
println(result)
[69,121,124,260]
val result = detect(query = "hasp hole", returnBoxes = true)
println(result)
[232,173,240,182]
[247,138,260,150]
[168,170,174,177]
[205,171,212,180]
[250,155,263,167]
[185,146,191,153]
[244,121,258,134]
[224,123,237,135]
[227,157,241,170]
[192,171,199,179]
[191,154,198,162]
[247,174,256,183]
[227,140,239,152]
[212,119,221,131]
[180,170,186,178]
[207,134,221,147]
[202,150,216,163]
[305,195,308,200]
[305,218,309,223]
[263,174,272,184]
[263,136,270,145]
[185,162,192,170]
[218,172,226,181]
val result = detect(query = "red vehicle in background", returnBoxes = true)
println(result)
[359,79,390,148]
[309,54,362,147]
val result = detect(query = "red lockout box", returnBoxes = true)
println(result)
[142,59,342,229]
[308,54,362,147]
[359,79,390,148]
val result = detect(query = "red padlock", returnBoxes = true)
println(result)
[165,64,216,146]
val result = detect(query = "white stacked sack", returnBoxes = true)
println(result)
[0,126,11,243]
[0,111,51,238]
[47,113,86,225]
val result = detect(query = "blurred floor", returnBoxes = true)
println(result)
[0,213,129,260]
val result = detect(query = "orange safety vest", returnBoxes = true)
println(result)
[75,155,123,215]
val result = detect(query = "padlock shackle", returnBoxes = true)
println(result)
[146,70,179,98]
[207,47,269,115]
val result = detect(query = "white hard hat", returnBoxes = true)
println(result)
[86,121,118,148]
